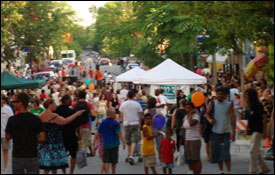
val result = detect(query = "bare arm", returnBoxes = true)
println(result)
[143,127,158,140]
[117,132,126,150]
[171,109,177,130]
[187,113,198,127]
[205,103,215,124]
[54,110,84,125]
[138,112,142,129]
[5,133,12,141]
[229,103,236,141]
[262,114,268,139]
[38,131,46,143]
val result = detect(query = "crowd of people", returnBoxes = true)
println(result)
[1,64,274,174]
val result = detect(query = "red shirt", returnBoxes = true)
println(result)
[161,138,176,163]
[40,93,47,99]
[89,70,93,79]
[62,70,66,77]
[71,101,93,129]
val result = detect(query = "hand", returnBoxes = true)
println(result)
[76,110,85,116]
[231,134,235,142]
[210,119,215,125]
[122,143,126,150]
[92,148,96,156]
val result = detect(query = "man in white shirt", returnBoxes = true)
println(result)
[52,88,60,106]
[120,84,129,103]
[119,91,143,165]
[1,96,14,174]
[155,89,167,116]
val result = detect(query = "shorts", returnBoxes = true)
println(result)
[12,157,39,174]
[203,128,212,143]
[1,138,11,150]
[162,163,174,169]
[97,80,103,87]
[97,114,107,121]
[80,128,92,148]
[63,138,78,158]
[184,140,201,161]
[143,155,156,168]
[211,132,231,163]
[124,125,140,145]
[103,146,119,164]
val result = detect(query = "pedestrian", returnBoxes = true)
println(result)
[97,94,108,126]
[244,88,270,174]
[38,99,84,174]
[92,120,104,174]
[89,66,93,80]
[55,94,79,174]
[155,89,167,116]
[205,87,236,174]
[120,84,129,103]
[40,89,47,99]
[119,90,143,165]
[71,90,95,155]
[95,66,103,89]
[176,90,186,108]
[109,93,120,122]
[159,129,176,174]
[30,99,44,117]
[233,92,243,120]
[1,96,14,174]
[98,108,126,174]
[136,93,147,113]
[183,102,202,174]
[171,99,186,154]
[200,102,211,162]
[142,113,160,174]
[5,92,46,174]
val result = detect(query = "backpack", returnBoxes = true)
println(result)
[74,101,91,127]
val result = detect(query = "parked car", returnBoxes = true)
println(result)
[34,71,57,81]
[50,60,63,68]
[126,63,140,71]
[99,58,112,66]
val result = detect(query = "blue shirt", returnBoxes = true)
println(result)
[212,100,232,134]
[98,118,121,149]
[136,99,147,112]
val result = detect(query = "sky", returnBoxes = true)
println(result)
[67,1,109,26]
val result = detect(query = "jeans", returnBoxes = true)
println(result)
[211,132,231,163]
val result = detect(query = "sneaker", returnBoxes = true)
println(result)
[2,169,7,174]
[259,169,270,174]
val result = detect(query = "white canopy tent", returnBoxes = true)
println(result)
[115,67,146,82]
[133,59,207,85]
[206,52,229,64]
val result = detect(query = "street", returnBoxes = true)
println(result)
[2,128,274,174]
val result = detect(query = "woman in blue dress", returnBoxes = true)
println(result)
[38,99,84,174]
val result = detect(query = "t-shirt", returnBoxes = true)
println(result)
[5,112,44,158]
[156,95,167,116]
[230,88,239,102]
[183,114,200,141]
[120,89,129,103]
[142,124,155,156]
[98,118,121,149]
[1,105,14,138]
[233,99,242,117]
[136,99,147,112]
[161,138,176,163]
[95,70,103,80]
[40,93,47,99]
[71,101,93,129]
[55,105,77,141]
[246,103,264,134]
[30,107,44,117]
[52,92,60,106]
[119,100,143,126]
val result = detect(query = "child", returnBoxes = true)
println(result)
[142,113,160,174]
[92,122,104,174]
[159,129,176,174]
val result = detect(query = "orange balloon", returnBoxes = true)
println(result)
[191,92,205,107]
[89,84,95,90]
